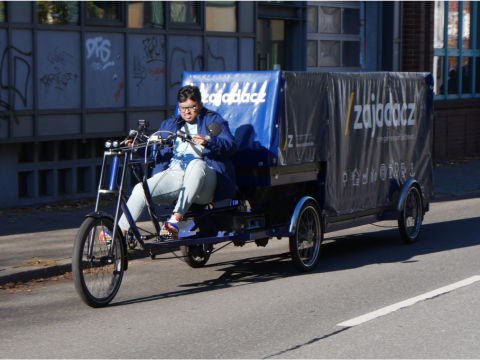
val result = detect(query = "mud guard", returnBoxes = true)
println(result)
[289,196,321,234]
[396,179,426,218]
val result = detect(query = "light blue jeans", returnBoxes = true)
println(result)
[118,159,217,231]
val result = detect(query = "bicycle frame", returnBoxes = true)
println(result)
[95,146,163,257]
[93,141,295,260]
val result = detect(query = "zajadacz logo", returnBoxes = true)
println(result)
[347,93,416,137]
[199,83,267,106]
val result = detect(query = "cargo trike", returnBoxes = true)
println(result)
[72,71,434,308]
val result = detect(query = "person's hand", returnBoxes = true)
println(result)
[192,135,208,146]
[125,138,139,146]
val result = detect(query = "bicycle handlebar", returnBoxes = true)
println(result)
[114,130,204,152]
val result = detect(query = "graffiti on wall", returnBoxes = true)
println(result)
[114,76,124,103]
[166,37,236,106]
[206,43,226,72]
[168,43,231,89]
[86,36,115,72]
[39,47,78,95]
[85,33,124,108]
[168,47,204,88]
[132,55,146,89]
[47,47,72,66]
[143,36,165,64]
[131,35,166,97]
[37,31,81,110]
[0,44,32,123]
[167,41,231,108]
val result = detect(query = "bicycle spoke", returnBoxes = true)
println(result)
[296,208,319,265]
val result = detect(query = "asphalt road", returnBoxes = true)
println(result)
[1,197,480,358]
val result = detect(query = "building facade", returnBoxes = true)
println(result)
[401,1,480,163]
[1,1,478,209]
[0,1,308,208]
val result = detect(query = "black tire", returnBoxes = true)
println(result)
[289,200,322,272]
[72,217,124,308]
[180,244,212,268]
[398,186,423,244]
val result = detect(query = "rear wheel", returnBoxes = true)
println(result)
[398,186,423,244]
[180,244,212,268]
[289,200,322,272]
[72,217,124,308]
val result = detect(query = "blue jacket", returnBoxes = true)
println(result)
[152,107,237,202]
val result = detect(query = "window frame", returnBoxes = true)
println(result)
[84,1,125,27]
[434,1,480,100]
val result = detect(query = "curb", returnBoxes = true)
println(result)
[0,263,73,286]
[0,246,177,286]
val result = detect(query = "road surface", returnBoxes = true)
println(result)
[1,197,480,358]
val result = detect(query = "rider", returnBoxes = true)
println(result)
[107,85,236,239]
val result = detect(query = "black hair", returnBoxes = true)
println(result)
[177,85,202,103]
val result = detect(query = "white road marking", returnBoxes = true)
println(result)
[337,275,480,327]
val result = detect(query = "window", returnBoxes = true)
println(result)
[37,1,79,25]
[206,1,236,32]
[87,1,119,19]
[0,1,6,22]
[306,2,361,70]
[128,1,164,28]
[307,6,317,33]
[85,1,124,26]
[168,1,201,29]
[170,1,197,23]
[257,19,285,70]
[307,40,317,66]
[433,1,480,98]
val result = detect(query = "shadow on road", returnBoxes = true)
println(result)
[431,192,480,203]
[110,252,297,307]
[319,216,480,273]
[110,216,480,307]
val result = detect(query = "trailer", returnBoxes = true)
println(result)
[183,70,434,247]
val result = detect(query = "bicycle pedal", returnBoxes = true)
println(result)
[160,228,172,238]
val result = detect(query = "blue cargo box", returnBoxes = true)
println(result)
[181,71,329,187]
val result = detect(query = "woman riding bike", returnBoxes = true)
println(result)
[101,85,236,241]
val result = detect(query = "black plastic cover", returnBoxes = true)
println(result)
[323,72,434,216]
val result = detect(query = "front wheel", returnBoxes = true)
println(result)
[398,186,423,244]
[289,200,322,272]
[72,217,125,308]
[180,244,212,268]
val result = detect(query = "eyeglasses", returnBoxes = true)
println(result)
[179,105,197,113]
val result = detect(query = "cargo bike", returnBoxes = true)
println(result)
[72,71,434,308]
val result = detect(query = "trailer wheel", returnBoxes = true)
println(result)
[398,186,423,244]
[180,244,212,268]
[289,200,322,272]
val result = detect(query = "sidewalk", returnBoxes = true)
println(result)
[1,159,480,287]
[432,159,480,200]
[0,202,172,286]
